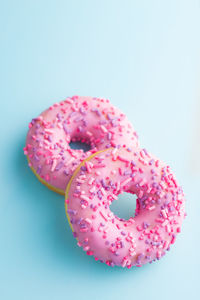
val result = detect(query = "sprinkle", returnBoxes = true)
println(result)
[148,205,156,211]
[121,177,132,187]
[100,211,108,221]
[55,161,64,171]
[88,177,95,185]
[63,170,69,176]
[51,159,57,172]
[85,218,92,224]
[100,125,108,133]
[37,166,42,174]
[65,98,74,104]
[86,251,94,256]
[107,132,112,140]
[80,195,90,202]
[118,156,129,163]
[44,129,54,134]
[86,131,93,137]
[85,161,93,173]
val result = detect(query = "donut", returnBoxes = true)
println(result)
[65,147,186,268]
[24,96,138,195]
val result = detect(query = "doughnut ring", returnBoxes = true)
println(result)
[65,147,185,268]
[24,96,138,195]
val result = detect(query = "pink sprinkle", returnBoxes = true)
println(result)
[100,211,108,222]
[118,156,129,163]
[93,164,106,169]
[116,224,120,230]
[57,123,63,129]
[118,168,122,175]
[136,225,143,232]
[65,98,74,104]
[100,125,108,133]
[85,161,93,173]
[121,177,132,187]
[86,251,94,256]
[140,150,146,158]
[171,235,176,244]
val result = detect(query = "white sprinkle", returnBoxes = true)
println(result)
[148,205,156,211]
[51,159,57,172]
[100,125,108,133]
[80,195,90,202]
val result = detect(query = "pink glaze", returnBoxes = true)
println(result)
[24,96,138,192]
[65,147,186,268]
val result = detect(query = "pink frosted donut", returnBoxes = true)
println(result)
[65,147,186,268]
[24,96,138,195]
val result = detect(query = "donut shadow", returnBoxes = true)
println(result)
[15,133,155,279]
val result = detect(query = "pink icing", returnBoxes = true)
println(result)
[24,96,138,192]
[65,147,186,268]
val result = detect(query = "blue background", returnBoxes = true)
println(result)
[1,1,200,299]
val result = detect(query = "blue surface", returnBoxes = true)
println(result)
[1,1,200,299]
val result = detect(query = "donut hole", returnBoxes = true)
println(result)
[69,137,91,152]
[110,192,137,220]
